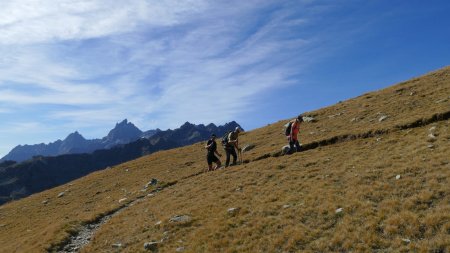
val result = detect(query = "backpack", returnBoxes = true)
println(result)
[284,121,293,136]
[221,131,232,146]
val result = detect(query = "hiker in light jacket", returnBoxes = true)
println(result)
[224,127,241,167]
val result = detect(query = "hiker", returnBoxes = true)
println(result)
[205,134,222,171]
[223,127,241,167]
[286,115,303,154]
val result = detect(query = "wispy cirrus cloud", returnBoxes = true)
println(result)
[0,0,208,45]
[0,0,325,156]
[0,0,446,159]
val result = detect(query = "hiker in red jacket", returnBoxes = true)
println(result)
[287,115,303,154]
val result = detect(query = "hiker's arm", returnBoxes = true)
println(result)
[228,137,238,148]
[215,150,222,157]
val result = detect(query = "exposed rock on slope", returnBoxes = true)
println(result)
[0,66,448,253]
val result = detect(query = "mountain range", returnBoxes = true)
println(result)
[0,119,161,163]
[0,120,241,205]
[0,67,449,252]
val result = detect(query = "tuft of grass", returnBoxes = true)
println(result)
[0,66,449,253]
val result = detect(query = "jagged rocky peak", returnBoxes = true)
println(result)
[180,121,195,129]
[61,131,88,152]
[103,119,143,146]
[64,131,85,141]
[116,119,129,127]
[109,119,142,135]
[222,121,243,131]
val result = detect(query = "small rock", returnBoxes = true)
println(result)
[242,144,256,152]
[302,116,316,123]
[335,208,343,214]
[147,193,155,197]
[409,92,415,96]
[227,207,240,216]
[144,242,159,251]
[402,238,411,244]
[328,112,343,119]
[112,243,122,248]
[378,115,388,122]
[57,192,65,198]
[149,178,158,185]
[155,221,162,227]
[161,231,170,242]
[125,169,129,172]
[350,117,357,122]
[118,198,128,203]
[281,145,290,155]
[42,199,49,204]
[395,175,401,180]
[428,133,437,142]
[282,204,291,209]
[376,138,382,142]
[428,144,435,149]
[169,215,192,223]
[429,126,436,132]
[176,247,185,252]
[145,178,158,189]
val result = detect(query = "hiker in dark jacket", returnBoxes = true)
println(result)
[287,115,303,154]
[224,127,241,167]
[205,134,222,171]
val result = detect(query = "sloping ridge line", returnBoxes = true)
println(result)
[48,110,450,252]
[256,110,450,160]
[48,181,178,253]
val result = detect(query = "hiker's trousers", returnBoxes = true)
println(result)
[225,147,237,166]
[289,138,301,154]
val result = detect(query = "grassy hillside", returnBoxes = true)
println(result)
[0,67,449,253]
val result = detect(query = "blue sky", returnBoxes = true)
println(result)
[0,0,449,158]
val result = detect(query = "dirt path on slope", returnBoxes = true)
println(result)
[49,110,450,253]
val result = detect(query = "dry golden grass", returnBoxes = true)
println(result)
[83,119,449,253]
[0,66,448,253]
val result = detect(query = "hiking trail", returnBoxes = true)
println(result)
[51,110,449,252]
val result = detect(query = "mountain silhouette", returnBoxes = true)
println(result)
[1,67,449,253]
[1,119,153,163]
[0,121,242,205]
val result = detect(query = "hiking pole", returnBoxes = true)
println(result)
[239,149,243,164]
